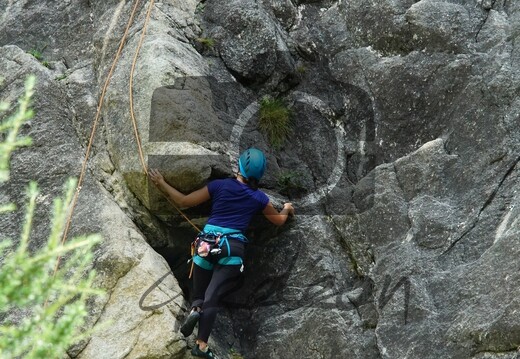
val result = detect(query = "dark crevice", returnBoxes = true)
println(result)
[476,159,518,214]
[442,155,520,255]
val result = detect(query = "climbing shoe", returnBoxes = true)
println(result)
[191,344,215,358]
[180,310,200,337]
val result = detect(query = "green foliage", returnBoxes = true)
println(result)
[196,37,215,48]
[0,75,34,183]
[0,181,103,359]
[277,170,305,197]
[258,95,292,148]
[28,49,51,68]
[28,49,43,61]
[55,74,68,81]
[0,76,104,359]
[195,2,206,13]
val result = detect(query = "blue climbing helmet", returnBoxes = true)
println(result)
[238,148,267,180]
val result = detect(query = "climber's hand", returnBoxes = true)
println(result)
[148,168,165,187]
[283,202,295,216]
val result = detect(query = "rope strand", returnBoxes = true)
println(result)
[129,0,153,175]
[52,0,143,277]
[48,0,201,297]
[128,0,201,233]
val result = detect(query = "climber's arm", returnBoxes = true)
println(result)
[262,202,294,226]
[179,186,210,208]
[148,169,210,208]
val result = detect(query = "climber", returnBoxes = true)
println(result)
[148,148,294,359]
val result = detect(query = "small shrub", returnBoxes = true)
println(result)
[229,348,245,359]
[258,95,292,148]
[28,48,51,68]
[195,2,206,13]
[28,49,43,61]
[0,180,103,359]
[0,75,104,358]
[196,37,215,48]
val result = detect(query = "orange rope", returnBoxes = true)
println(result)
[165,197,202,233]
[127,2,201,280]
[129,0,153,175]
[128,0,201,234]
[55,0,143,270]
[189,242,196,279]
[48,0,201,294]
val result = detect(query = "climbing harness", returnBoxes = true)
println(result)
[194,232,243,258]
[188,226,246,278]
[195,233,225,257]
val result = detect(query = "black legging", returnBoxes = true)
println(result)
[191,238,245,343]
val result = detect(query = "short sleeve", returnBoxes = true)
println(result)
[258,191,270,210]
[207,179,224,197]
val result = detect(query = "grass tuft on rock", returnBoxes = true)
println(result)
[196,37,215,48]
[258,95,292,148]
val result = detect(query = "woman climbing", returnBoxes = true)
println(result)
[148,148,295,358]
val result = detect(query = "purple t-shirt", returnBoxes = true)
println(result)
[206,178,270,232]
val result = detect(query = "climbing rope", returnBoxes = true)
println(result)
[52,0,200,285]
[129,0,153,175]
[127,0,201,280]
[55,0,143,274]
[128,0,201,233]
[44,0,144,308]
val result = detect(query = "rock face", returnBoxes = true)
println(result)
[0,45,187,359]
[1,1,520,359]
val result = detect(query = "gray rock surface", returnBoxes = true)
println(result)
[1,0,520,358]
[0,27,188,359]
[203,0,295,87]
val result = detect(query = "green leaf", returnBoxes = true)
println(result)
[0,75,36,184]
